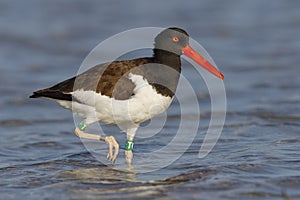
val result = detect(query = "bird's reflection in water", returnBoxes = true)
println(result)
[59,166,137,183]
[57,163,207,199]
[58,166,170,199]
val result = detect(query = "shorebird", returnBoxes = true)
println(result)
[30,27,224,164]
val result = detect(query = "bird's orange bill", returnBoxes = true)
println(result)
[182,45,224,80]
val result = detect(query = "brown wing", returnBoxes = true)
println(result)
[30,58,150,101]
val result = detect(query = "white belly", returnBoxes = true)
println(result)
[56,74,173,125]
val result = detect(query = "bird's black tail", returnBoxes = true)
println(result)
[29,89,72,101]
[29,92,42,98]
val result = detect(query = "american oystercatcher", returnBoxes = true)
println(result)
[30,27,224,164]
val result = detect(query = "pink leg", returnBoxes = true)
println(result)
[74,127,119,163]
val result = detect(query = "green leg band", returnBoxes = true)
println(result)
[125,140,134,151]
[78,121,87,131]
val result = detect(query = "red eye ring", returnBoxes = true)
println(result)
[172,36,179,42]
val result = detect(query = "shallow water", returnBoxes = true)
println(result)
[1,0,300,199]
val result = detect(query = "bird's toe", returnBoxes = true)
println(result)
[105,136,119,163]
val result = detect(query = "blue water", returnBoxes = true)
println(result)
[1,0,300,199]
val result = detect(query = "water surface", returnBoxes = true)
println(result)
[1,0,300,199]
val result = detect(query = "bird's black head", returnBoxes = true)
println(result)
[154,27,190,55]
[153,27,224,80]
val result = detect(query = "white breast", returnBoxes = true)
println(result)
[58,73,173,126]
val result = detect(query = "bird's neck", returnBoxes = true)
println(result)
[152,49,182,73]
[144,49,182,97]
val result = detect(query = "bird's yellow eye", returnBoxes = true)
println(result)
[172,36,179,42]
